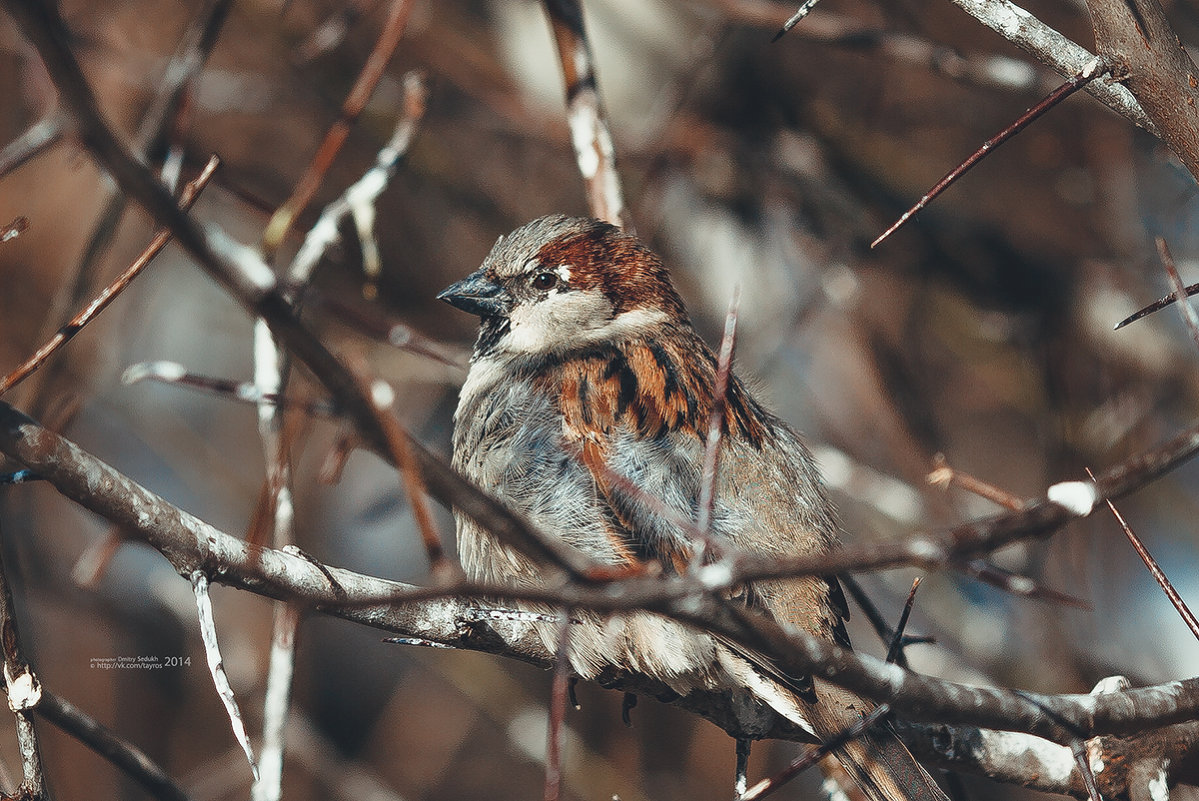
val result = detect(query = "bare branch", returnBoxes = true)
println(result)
[4,400,1199,751]
[542,0,630,228]
[942,0,1156,133]
[36,690,191,801]
[191,571,259,782]
[0,521,46,800]
[1088,467,1199,642]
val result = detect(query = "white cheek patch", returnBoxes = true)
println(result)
[504,290,613,353]
[500,293,669,355]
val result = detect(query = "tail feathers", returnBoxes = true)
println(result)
[832,727,948,801]
[790,680,948,801]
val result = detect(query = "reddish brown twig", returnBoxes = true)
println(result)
[545,614,572,801]
[1,216,29,243]
[349,364,453,578]
[928,454,1025,511]
[542,0,629,228]
[263,0,415,256]
[1087,467,1199,641]
[872,58,1107,248]
[0,156,220,397]
[1114,282,1199,329]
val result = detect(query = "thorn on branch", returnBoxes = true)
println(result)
[1087,467,1199,641]
[885,577,922,664]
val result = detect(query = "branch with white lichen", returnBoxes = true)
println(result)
[1,400,1198,797]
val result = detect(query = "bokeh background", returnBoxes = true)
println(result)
[2,0,1199,799]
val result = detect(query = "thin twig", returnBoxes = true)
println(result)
[286,71,428,297]
[838,576,932,670]
[37,690,192,801]
[770,0,822,42]
[927,454,1025,511]
[956,559,1089,608]
[1114,282,1199,329]
[1,217,29,243]
[350,365,451,577]
[1156,237,1199,352]
[70,526,124,587]
[263,0,416,256]
[121,360,335,415]
[0,114,64,178]
[191,571,259,782]
[542,0,629,228]
[254,603,300,801]
[545,613,572,801]
[250,313,297,801]
[872,58,1107,248]
[0,519,46,800]
[1086,468,1199,641]
[885,577,922,665]
[0,156,220,397]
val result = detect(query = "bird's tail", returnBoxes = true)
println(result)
[809,683,948,801]
[829,724,947,801]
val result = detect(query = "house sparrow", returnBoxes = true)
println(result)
[439,215,946,801]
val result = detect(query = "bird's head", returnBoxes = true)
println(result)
[438,215,688,359]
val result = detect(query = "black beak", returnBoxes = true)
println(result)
[437,270,511,318]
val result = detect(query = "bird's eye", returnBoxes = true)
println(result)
[531,272,558,290]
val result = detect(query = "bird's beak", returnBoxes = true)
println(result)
[437,270,511,318]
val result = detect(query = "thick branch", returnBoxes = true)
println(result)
[1085,0,1199,180]
[2,401,1199,751]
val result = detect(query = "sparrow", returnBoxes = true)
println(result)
[439,215,947,801]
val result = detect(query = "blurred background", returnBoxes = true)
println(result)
[1,0,1199,798]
